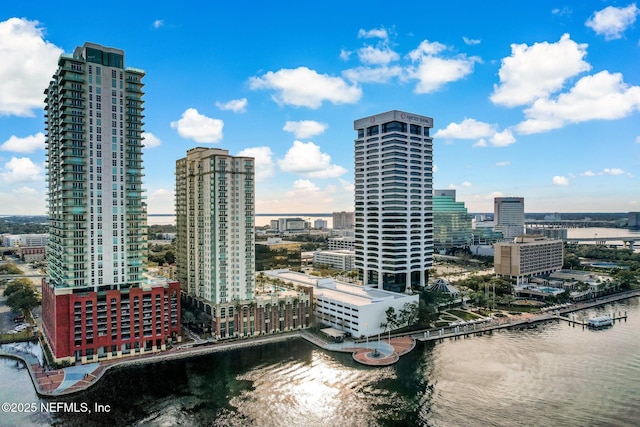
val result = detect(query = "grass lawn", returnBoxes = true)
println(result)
[447,309,483,321]
[434,321,450,328]
[0,330,33,344]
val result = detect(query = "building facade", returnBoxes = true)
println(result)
[263,269,419,337]
[354,110,434,292]
[327,237,356,250]
[313,249,356,271]
[494,236,564,283]
[433,189,472,251]
[175,147,255,314]
[313,219,328,229]
[332,211,355,229]
[2,234,48,247]
[42,43,180,364]
[494,197,525,240]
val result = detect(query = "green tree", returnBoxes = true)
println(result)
[385,307,398,330]
[4,278,39,312]
[182,310,196,330]
[614,270,638,290]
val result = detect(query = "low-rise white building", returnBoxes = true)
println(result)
[313,249,355,271]
[327,237,356,250]
[263,269,419,337]
[3,234,48,247]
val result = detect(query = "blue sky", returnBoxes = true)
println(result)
[0,1,639,215]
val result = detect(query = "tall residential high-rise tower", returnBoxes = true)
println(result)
[175,148,255,312]
[42,43,180,364]
[494,197,525,240]
[354,110,434,293]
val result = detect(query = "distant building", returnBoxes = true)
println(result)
[263,269,419,337]
[494,197,525,240]
[525,227,568,240]
[328,237,356,250]
[354,110,434,292]
[2,234,48,247]
[332,211,354,229]
[313,249,356,271]
[494,236,563,283]
[276,217,307,232]
[19,246,45,262]
[314,219,328,229]
[433,189,472,251]
[629,212,640,228]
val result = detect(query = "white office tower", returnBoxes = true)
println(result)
[175,148,255,306]
[353,110,434,293]
[494,197,525,240]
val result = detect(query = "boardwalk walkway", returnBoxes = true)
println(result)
[2,289,639,396]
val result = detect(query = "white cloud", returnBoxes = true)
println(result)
[0,132,45,153]
[152,19,164,29]
[338,178,354,192]
[0,186,44,215]
[237,146,275,181]
[215,98,248,113]
[342,65,403,83]
[283,120,328,139]
[407,40,447,58]
[496,161,511,167]
[357,45,399,65]
[278,141,347,179]
[358,28,388,41]
[552,7,572,16]
[286,179,320,196]
[553,176,569,185]
[170,108,224,143]
[473,138,487,147]
[581,168,626,177]
[461,181,472,187]
[142,132,161,149]
[586,4,639,40]
[406,40,480,94]
[0,157,42,183]
[603,168,625,175]
[339,49,352,61]
[490,129,516,147]
[434,118,497,139]
[0,18,63,117]
[490,34,591,107]
[515,71,640,134]
[146,188,174,214]
[249,67,362,109]
[463,37,481,45]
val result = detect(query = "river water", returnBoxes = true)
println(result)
[1,297,639,426]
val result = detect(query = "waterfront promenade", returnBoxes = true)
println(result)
[1,289,639,397]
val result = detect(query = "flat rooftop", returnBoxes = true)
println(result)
[264,269,414,307]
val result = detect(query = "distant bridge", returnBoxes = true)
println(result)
[563,236,637,250]
[525,219,620,228]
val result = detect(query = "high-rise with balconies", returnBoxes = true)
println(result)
[353,110,434,293]
[175,148,255,315]
[42,43,180,365]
